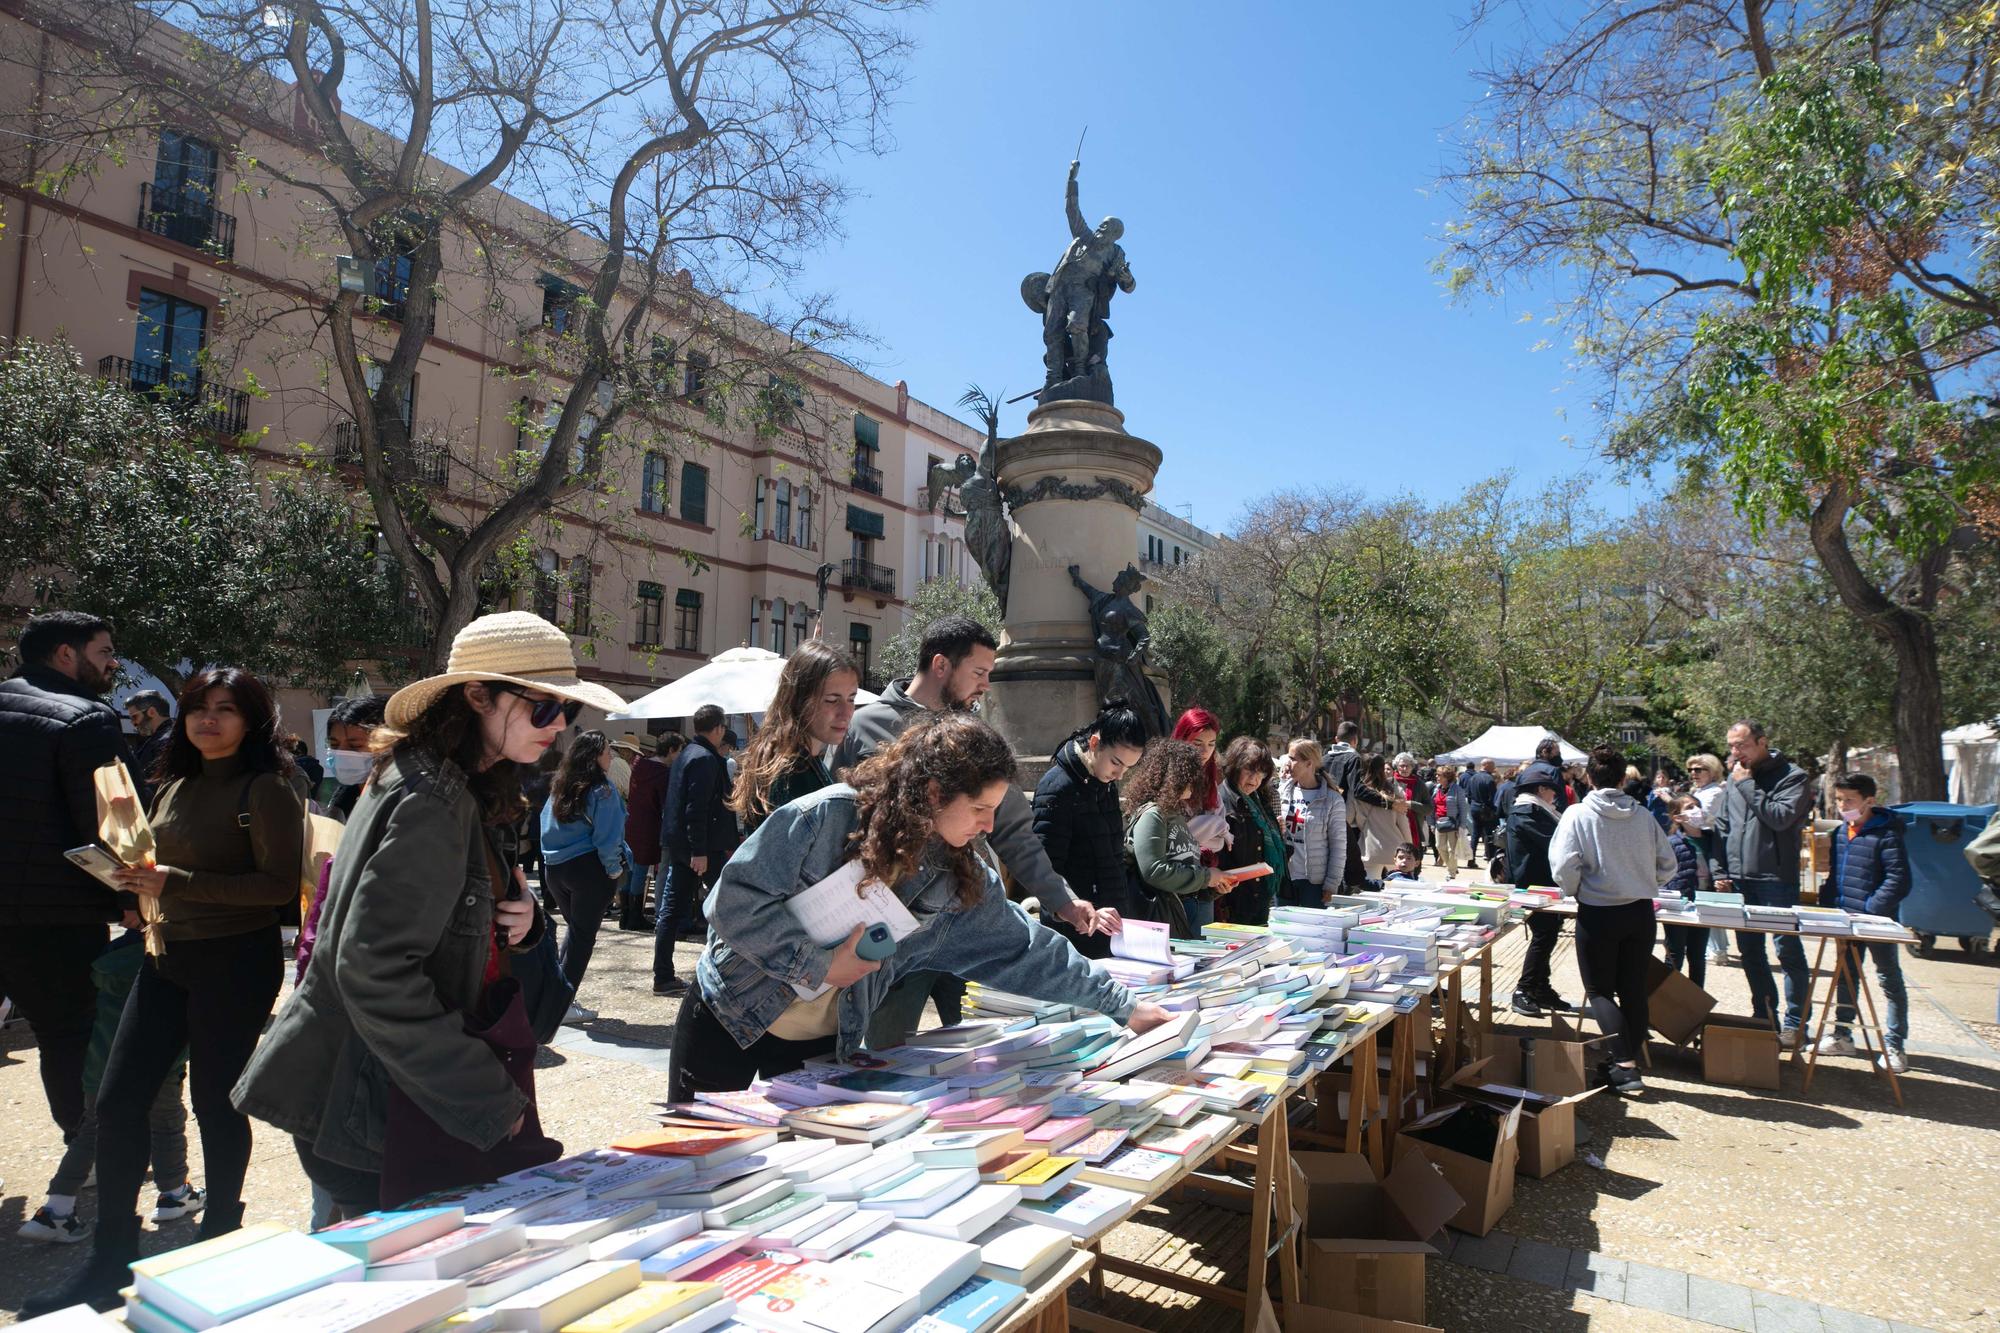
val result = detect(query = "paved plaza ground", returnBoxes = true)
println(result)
[1,862,1995,1330]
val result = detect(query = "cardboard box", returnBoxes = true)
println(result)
[1473,1016,1608,1098]
[1295,1151,1461,1324]
[1444,1060,1602,1179]
[1646,957,1717,1046]
[1394,1098,1521,1237]
[1282,1303,1444,1333]
[1702,1014,1781,1090]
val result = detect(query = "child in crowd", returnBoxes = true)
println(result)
[1818,774,1911,1071]
[1385,843,1423,881]
[1659,796,1712,987]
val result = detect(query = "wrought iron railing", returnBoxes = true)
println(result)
[332,419,449,487]
[850,461,884,495]
[95,355,249,433]
[839,558,896,598]
[137,182,236,259]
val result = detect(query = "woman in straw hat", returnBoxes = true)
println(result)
[230,612,626,1221]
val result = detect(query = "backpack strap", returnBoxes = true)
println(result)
[237,775,258,830]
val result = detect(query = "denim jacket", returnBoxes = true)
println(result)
[696,784,1133,1058]
[540,781,631,879]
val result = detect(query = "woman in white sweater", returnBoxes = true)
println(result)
[1277,739,1345,907]
[1550,744,1679,1097]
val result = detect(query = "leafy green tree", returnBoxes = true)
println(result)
[879,576,1002,686]
[0,338,410,692]
[1147,601,1279,741]
[1444,5,2000,797]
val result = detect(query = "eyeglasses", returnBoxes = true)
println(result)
[491,683,583,728]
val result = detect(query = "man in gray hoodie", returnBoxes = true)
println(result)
[831,615,1115,1046]
[1551,744,1679,1095]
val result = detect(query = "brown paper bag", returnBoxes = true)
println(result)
[92,761,166,955]
[303,813,345,922]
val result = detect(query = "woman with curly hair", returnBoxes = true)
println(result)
[1123,738,1233,936]
[729,641,860,836]
[668,712,1171,1101]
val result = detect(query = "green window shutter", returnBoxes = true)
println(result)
[854,413,879,451]
[844,505,884,539]
[675,588,702,608]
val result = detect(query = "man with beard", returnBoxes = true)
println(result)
[0,611,142,1202]
[833,615,1117,1046]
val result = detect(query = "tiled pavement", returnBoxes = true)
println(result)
[1439,1228,1934,1333]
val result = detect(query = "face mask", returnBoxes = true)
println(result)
[327,749,374,785]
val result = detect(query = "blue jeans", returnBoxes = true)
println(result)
[1280,879,1324,909]
[1833,940,1909,1049]
[653,860,709,986]
[1183,898,1216,931]
[1736,879,1809,1030]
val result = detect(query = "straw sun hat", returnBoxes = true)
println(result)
[385,611,630,728]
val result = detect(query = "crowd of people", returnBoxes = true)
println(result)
[0,604,1981,1314]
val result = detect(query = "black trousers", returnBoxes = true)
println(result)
[1662,925,1710,989]
[1516,910,1565,997]
[1574,900,1655,1066]
[545,856,618,993]
[96,926,282,1222]
[0,921,107,1139]
[1230,882,1273,927]
[666,990,836,1104]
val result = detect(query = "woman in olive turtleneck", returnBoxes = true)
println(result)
[35,666,302,1309]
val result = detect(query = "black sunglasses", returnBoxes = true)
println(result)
[490,683,583,728]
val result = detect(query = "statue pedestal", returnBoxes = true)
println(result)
[982,398,1162,772]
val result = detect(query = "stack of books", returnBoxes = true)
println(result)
[1694,891,1749,927]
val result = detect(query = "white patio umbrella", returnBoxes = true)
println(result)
[607,645,878,721]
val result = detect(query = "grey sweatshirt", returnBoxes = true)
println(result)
[1549,789,1678,907]
[827,678,1078,913]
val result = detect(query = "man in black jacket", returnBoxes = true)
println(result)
[1465,759,1500,859]
[1321,722,1370,887]
[1506,762,1572,1016]
[653,704,735,995]
[0,611,137,1163]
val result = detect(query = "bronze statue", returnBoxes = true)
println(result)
[928,386,1013,616]
[1069,562,1168,738]
[1020,161,1136,405]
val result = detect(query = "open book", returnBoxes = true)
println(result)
[788,860,920,1001]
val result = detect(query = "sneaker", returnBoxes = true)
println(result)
[1509,991,1545,1018]
[1880,1047,1908,1074]
[1777,1027,1804,1051]
[20,1206,90,1244]
[1815,1032,1859,1058]
[1600,1063,1645,1096]
[1530,989,1575,1012]
[652,978,689,997]
[561,1002,598,1026]
[152,1184,207,1222]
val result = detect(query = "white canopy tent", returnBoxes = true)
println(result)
[1433,725,1587,767]
[1945,719,1999,805]
[607,645,878,721]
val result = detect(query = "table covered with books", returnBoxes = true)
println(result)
[1526,890,1919,1103]
[33,883,1547,1333]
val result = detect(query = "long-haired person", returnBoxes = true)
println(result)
[539,730,633,1024]
[31,668,305,1312]
[1277,738,1346,908]
[730,641,860,837]
[1033,700,1149,959]
[1216,738,1286,927]
[1354,753,1411,880]
[667,713,1169,1101]
[1170,708,1227,863]
[1123,739,1233,936]
[232,614,621,1226]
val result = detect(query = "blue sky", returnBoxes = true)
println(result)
[792,1,1633,535]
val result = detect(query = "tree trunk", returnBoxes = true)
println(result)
[1807,484,1949,802]
[1884,617,1947,801]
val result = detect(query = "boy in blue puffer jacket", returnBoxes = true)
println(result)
[1818,773,1911,1071]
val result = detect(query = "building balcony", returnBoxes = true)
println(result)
[96,355,249,434]
[332,419,450,487]
[850,461,884,495]
[137,183,237,260]
[839,558,897,598]
[916,484,962,514]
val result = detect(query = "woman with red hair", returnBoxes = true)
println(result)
[1170,708,1230,919]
